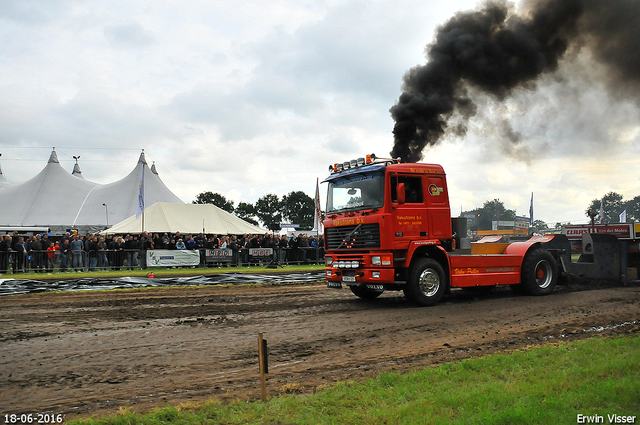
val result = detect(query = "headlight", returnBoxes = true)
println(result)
[326,270,332,277]
[372,271,380,279]
[325,256,333,266]
[372,256,381,265]
[351,260,360,268]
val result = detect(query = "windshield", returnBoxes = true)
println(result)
[326,171,385,212]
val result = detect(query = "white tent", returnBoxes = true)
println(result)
[0,149,183,235]
[0,162,10,189]
[104,202,266,235]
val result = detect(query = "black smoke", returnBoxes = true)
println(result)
[390,0,640,163]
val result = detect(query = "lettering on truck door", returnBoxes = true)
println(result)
[391,175,426,237]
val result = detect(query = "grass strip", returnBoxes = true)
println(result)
[69,334,640,425]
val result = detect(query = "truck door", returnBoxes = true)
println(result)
[390,174,427,239]
[425,175,451,238]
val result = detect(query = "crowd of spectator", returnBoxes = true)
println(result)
[0,230,324,275]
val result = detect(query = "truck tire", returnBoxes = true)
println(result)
[350,285,384,300]
[521,249,558,296]
[404,258,447,306]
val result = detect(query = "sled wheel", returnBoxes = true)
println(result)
[521,249,557,295]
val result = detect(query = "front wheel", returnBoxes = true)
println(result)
[350,285,384,300]
[404,258,447,306]
[521,249,558,295]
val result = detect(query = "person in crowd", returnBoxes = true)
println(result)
[70,234,84,272]
[86,235,99,271]
[46,241,57,273]
[131,235,140,267]
[176,238,186,250]
[229,235,239,266]
[162,233,170,246]
[288,233,298,263]
[195,234,205,266]
[124,234,135,270]
[97,236,108,270]
[299,233,309,263]
[109,236,124,270]
[278,234,289,263]
[59,237,71,272]
[13,237,26,273]
[139,231,153,269]
[30,234,43,272]
[185,235,197,250]
[153,233,164,250]
[0,235,12,274]
[167,238,177,250]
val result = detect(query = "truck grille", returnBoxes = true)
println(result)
[325,223,380,250]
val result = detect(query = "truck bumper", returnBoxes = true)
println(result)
[325,267,396,288]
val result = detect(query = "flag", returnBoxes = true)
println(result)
[136,166,145,219]
[529,192,534,226]
[598,198,604,224]
[620,209,627,223]
[314,177,323,233]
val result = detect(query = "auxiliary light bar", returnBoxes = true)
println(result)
[329,153,376,174]
[328,153,401,174]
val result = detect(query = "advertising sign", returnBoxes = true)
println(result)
[515,216,530,230]
[206,248,232,262]
[250,248,273,257]
[562,224,633,240]
[147,249,200,267]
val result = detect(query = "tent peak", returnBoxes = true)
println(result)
[138,149,148,165]
[48,148,59,164]
[72,162,84,178]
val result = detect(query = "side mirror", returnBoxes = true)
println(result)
[397,183,406,205]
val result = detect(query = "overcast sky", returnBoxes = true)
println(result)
[1,0,639,225]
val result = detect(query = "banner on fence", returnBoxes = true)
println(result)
[250,248,273,257]
[206,248,232,262]
[147,249,200,267]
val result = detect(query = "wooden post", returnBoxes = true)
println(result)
[258,332,267,402]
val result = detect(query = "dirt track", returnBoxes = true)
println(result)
[1,280,639,421]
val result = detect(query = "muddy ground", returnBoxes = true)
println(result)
[1,279,639,421]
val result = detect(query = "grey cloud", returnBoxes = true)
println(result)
[0,0,74,25]
[104,21,156,48]
[168,84,270,141]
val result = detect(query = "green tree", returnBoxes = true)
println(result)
[281,191,314,230]
[624,195,640,222]
[463,199,516,231]
[531,219,548,233]
[254,193,282,229]
[234,201,259,226]
[193,191,235,213]
[586,192,624,223]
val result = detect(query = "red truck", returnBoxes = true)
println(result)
[323,154,563,306]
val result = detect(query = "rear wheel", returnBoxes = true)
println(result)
[404,258,447,306]
[350,285,384,300]
[521,249,558,295]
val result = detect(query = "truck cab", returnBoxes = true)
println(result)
[323,154,561,306]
